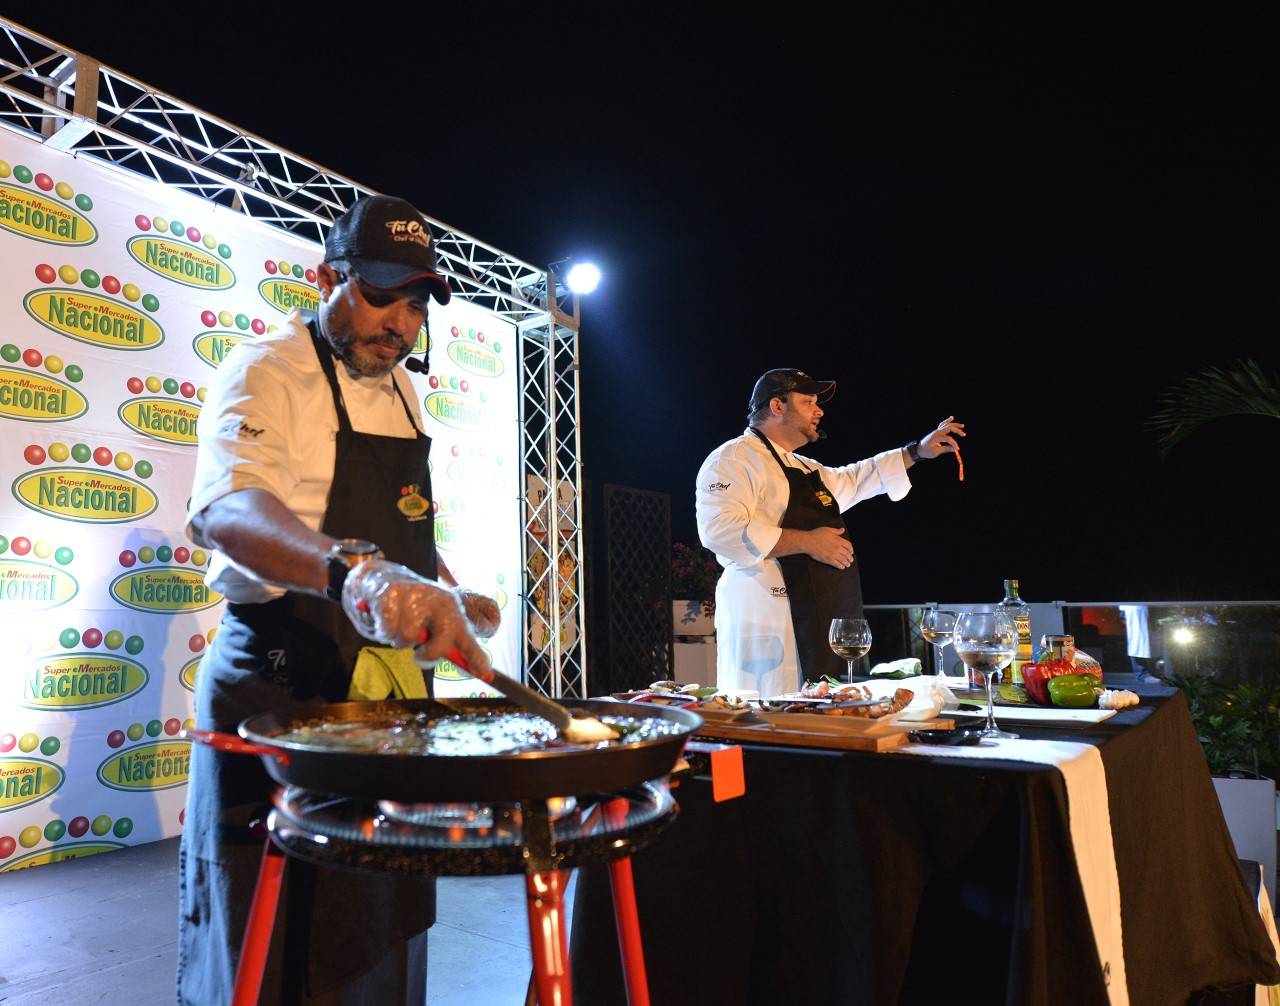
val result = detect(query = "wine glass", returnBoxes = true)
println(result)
[952,611,1018,740]
[920,609,958,677]
[829,618,872,684]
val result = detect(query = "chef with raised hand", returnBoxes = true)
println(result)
[178,194,497,1005]
[695,367,964,697]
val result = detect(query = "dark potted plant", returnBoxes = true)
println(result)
[671,542,720,634]
[1167,672,1279,906]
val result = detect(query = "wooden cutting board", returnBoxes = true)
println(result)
[693,720,910,751]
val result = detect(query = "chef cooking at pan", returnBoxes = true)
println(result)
[177,195,498,1006]
[695,368,965,698]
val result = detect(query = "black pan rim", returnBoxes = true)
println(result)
[238,696,702,764]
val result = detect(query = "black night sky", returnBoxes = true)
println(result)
[15,6,1278,604]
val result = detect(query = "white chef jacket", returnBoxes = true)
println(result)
[186,309,424,603]
[694,429,913,696]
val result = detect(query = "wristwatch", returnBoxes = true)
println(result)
[324,538,382,602]
[905,440,922,463]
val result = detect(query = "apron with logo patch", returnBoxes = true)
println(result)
[751,428,864,683]
[178,321,436,1005]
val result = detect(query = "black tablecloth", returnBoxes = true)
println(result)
[570,682,1280,1005]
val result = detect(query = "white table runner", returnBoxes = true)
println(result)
[895,737,1129,1005]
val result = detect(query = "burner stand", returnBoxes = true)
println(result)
[233,782,678,1006]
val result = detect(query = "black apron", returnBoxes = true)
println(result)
[178,319,436,1006]
[751,428,864,682]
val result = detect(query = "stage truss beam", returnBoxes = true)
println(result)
[0,16,588,698]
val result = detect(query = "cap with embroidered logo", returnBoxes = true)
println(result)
[324,194,452,304]
[748,368,837,413]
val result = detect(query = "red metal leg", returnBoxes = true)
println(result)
[605,798,651,1006]
[526,870,573,1006]
[232,838,286,1006]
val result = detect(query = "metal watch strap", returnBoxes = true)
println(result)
[324,539,381,602]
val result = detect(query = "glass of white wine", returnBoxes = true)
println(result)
[952,611,1018,740]
[828,618,872,684]
[920,609,958,677]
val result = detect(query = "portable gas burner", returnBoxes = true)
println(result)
[187,696,729,1006]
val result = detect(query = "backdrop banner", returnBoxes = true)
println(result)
[0,132,521,872]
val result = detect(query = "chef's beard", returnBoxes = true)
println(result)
[322,315,411,378]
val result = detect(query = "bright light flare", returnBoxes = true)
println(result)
[1173,627,1195,645]
[565,263,601,295]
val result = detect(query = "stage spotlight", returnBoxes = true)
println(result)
[565,262,601,295]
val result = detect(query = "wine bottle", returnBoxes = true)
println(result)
[996,579,1033,685]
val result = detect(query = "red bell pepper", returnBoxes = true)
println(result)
[1021,659,1080,706]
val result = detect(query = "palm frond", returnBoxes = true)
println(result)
[1147,359,1280,457]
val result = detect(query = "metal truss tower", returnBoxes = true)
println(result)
[0,17,589,697]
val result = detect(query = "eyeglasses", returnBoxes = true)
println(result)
[334,269,428,314]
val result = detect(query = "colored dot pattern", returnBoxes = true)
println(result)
[198,308,268,335]
[449,326,500,354]
[125,375,207,400]
[1,808,137,858]
[32,627,143,655]
[0,344,83,381]
[263,259,318,285]
[22,442,154,478]
[118,544,209,568]
[136,213,231,259]
[0,532,74,565]
[0,162,92,210]
[33,264,159,312]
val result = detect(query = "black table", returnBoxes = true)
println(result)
[570,681,1280,1005]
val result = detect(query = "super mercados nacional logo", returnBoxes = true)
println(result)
[22,623,149,712]
[0,729,64,815]
[12,440,159,524]
[423,373,492,432]
[110,541,222,614]
[0,342,88,424]
[445,324,505,378]
[126,212,234,290]
[192,305,276,369]
[259,256,319,314]
[0,159,96,246]
[0,528,79,612]
[117,371,206,447]
[24,261,164,351]
[97,725,191,793]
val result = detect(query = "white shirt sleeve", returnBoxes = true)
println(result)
[185,344,301,545]
[817,447,913,510]
[695,446,783,570]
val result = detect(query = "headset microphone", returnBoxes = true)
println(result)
[403,356,429,375]
[817,429,828,440]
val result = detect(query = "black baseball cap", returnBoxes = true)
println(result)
[324,195,452,304]
[748,368,837,412]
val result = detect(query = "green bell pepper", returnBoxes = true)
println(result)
[1047,673,1099,708]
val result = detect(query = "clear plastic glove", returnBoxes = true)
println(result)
[342,558,491,674]
[455,588,500,638]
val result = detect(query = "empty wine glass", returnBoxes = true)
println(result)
[952,611,1018,740]
[829,618,872,684]
[920,609,958,677]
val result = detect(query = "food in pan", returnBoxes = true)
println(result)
[271,711,682,756]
